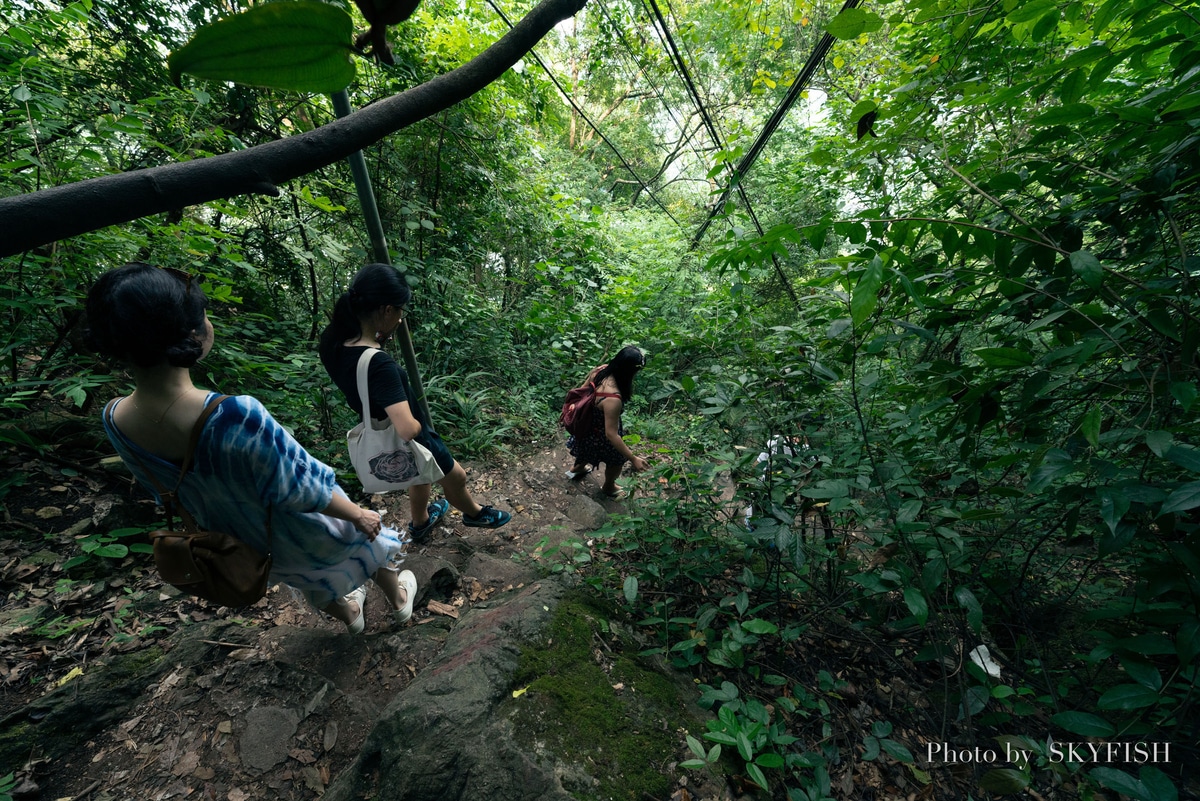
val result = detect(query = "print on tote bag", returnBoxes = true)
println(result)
[369,447,420,483]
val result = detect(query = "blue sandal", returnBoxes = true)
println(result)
[463,505,511,528]
[408,499,449,543]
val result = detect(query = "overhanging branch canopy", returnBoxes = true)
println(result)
[0,0,588,259]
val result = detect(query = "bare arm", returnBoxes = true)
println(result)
[323,489,383,539]
[601,398,649,471]
[384,400,424,441]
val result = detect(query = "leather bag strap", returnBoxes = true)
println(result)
[176,394,230,487]
[112,394,229,530]
[114,394,272,554]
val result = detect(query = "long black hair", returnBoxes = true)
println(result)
[85,262,208,368]
[318,263,412,366]
[593,346,644,403]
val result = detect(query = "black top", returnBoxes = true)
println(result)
[323,345,429,429]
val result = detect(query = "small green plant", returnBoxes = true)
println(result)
[526,533,591,573]
[110,599,167,645]
[0,771,16,801]
[424,370,515,458]
[693,680,798,791]
[34,614,96,640]
[63,526,154,571]
[861,720,913,764]
[51,370,117,408]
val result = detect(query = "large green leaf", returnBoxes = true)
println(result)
[741,618,779,635]
[1080,406,1102,448]
[1170,382,1197,411]
[1051,711,1115,737]
[1158,481,1200,516]
[974,347,1034,367]
[1033,103,1097,126]
[169,1,355,93]
[826,7,884,40]
[1165,445,1200,474]
[979,769,1030,794]
[1069,249,1103,288]
[850,257,884,327]
[1089,768,1151,801]
[954,586,983,634]
[903,587,929,625]
[1139,768,1179,801]
[1097,683,1159,710]
[1098,487,1130,535]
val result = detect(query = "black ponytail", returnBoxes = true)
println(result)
[318,263,412,365]
[318,293,361,366]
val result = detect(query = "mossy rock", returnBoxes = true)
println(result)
[505,592,708,801]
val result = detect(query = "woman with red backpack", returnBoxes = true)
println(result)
[564,346,650,499]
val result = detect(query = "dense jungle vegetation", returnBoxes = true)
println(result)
[2,0,1198,798]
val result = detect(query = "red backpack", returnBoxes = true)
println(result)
[560,381,598,436]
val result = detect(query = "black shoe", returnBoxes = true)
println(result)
[462,505,511,528]
[408,499,449,543]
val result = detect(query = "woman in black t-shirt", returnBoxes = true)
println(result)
[319,264,511,542]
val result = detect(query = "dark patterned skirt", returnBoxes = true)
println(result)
[567,410,626,468]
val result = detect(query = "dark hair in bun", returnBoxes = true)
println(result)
[85,262,208,368]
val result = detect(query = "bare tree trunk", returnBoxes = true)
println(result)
[0,0,589,258]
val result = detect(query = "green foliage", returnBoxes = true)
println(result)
[646,0,1199,795]
[695,680,799,790]
[63,526,154,572]
[423,370,516,458]
[169,1,355,93]
[826,7,884,40]
[4,0,1200,796]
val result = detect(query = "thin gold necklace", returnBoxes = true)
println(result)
[135,389,190,425]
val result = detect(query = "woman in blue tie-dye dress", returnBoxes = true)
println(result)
[86,262,417,634]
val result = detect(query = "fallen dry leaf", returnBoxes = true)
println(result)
[323,722,338,752]
[289,748,317,765]
[56,666,84,686]
[153,668,185,699]
[301,765,325,792]
[171,750,200,776]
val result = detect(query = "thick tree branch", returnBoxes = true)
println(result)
[0,0,587,258]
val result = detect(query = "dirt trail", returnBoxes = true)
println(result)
[1,440,638,801]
